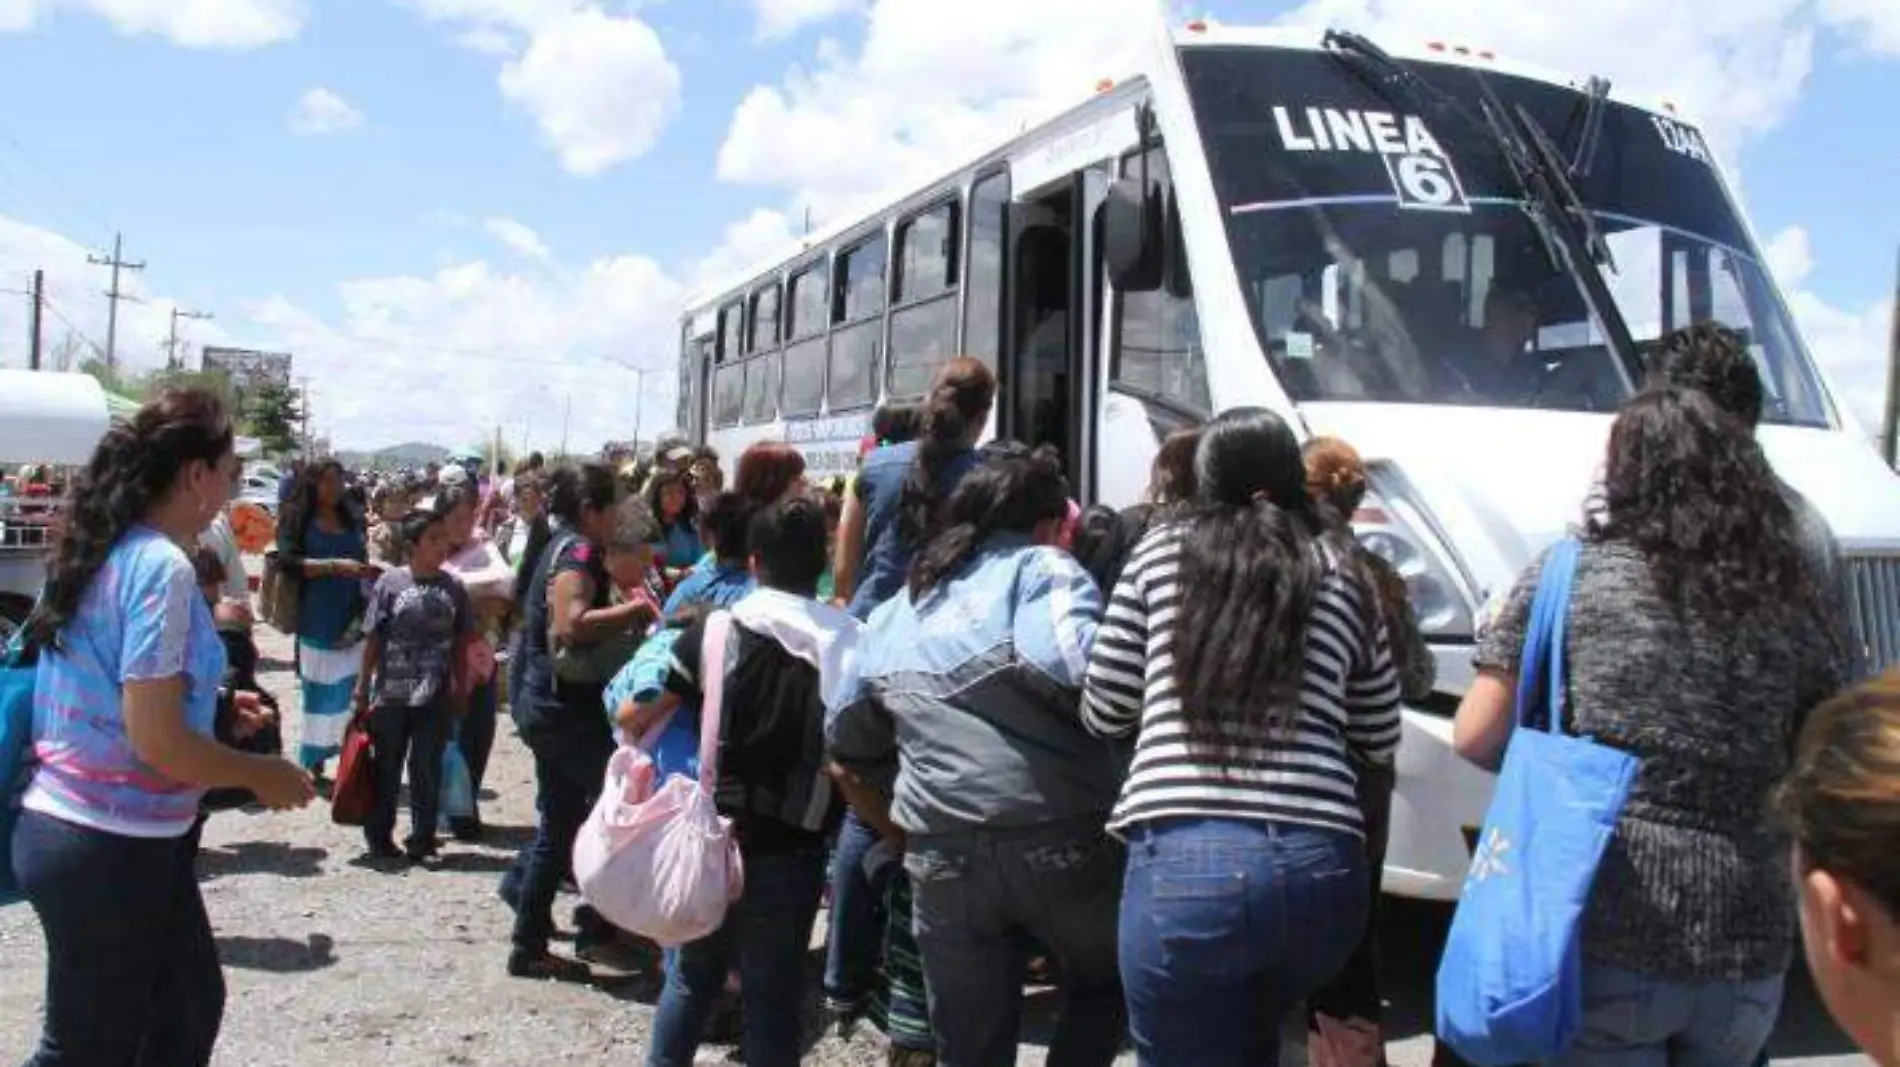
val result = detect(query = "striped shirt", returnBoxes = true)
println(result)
[1081,525,1402,839]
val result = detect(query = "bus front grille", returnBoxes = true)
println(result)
[1845,554,1900,680]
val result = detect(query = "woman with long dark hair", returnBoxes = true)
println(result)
[1082,407,1402,1065]
[276,457,376,774]
[823,357,995,1037]
[830,446,1127,1067]
[1454,387,1841,1066]
[505,463,652,979]
[836,357,995,619]
[647,467,703,589]
[17,390,315,1066]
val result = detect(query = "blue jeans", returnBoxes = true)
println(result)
[13,809,225,1066]
[647,848,828,1067]
[824,809,893,1007]
[1120,817,1368,1067]
[907,817,1126,1067]
[510,724,611,954]
[1551,962,1783,1067]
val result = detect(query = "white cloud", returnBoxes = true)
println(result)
[1820,0,1900,55]
[691,208,799,291]
[245,252,686,452]
[401,1,682,176]
[718,0,1169,221]
[289,87,364,135]
[0,0,302,47]
[1766,225,1894,438]
[483,217,552,262]
[498,7,681,175]
[0,209,685,452]
[753,0,863,40]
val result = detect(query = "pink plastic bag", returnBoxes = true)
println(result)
[573,612,744,947]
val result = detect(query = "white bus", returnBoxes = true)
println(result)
[677,18,1900,900]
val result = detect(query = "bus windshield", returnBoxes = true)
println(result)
[1180,45,1832,427]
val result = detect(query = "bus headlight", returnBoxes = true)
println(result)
[1351,472,1477,642]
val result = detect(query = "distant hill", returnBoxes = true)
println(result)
[337,442,452,470]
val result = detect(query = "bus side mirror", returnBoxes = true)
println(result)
[1104,177,1164,292]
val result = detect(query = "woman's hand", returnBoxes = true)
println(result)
[246,758,316,811]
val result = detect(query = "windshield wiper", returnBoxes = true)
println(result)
[1568,75,1611,179]
[1320,30,1641,391]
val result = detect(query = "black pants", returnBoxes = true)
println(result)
[14,809,225,1066]
[367,702,449,851]
[511,722,612,954]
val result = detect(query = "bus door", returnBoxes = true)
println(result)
[1003,165,1108,502]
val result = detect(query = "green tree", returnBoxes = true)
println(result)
[244,382,303,455]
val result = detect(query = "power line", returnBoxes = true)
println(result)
[35,294,109,367]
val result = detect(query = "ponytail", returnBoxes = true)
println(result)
[26,389,234,650]
[1171,408,1329,757]
[897,356,997,546]
[908,443,1064,598]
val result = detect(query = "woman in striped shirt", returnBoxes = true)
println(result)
[1082,407,1403,1067]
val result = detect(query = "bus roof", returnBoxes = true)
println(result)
[685,22,1702,316]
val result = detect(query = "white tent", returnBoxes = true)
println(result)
[0,370,110,466]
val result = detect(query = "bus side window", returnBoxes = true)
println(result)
[713,299,745,428]
[829,234,886,411]
[1112,147,1211,414]
[889,199,961,398]
[963,170,1009,368]
[781,259,829,417]
[745,282,783,423]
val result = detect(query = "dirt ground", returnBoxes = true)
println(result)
[0,625,1870,1066]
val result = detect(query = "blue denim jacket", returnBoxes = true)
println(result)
[827,534,1126,834]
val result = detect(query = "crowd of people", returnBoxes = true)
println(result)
[5,324,1900,1067]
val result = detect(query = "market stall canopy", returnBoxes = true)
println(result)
[0,370,110,465]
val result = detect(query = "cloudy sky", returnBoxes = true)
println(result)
[0,0,1895,454]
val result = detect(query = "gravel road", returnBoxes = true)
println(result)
[0,625,1870,1066]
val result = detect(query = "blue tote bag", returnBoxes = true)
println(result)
[1435,539,1640,1065]
[0,635,40,906]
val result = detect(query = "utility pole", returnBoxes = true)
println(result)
[1883,245,1900,469]
[88,233,145,373]
[559,392,572,459]
[27,270,44,371]
[165,306,212,370]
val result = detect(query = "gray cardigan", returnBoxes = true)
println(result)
[1477,539,1841,981]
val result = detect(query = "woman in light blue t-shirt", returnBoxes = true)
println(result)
[16,389,315,1067]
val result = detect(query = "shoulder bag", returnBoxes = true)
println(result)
[1435,539,1641,1065]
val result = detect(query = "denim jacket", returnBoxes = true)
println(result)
[827,534,1126,835]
